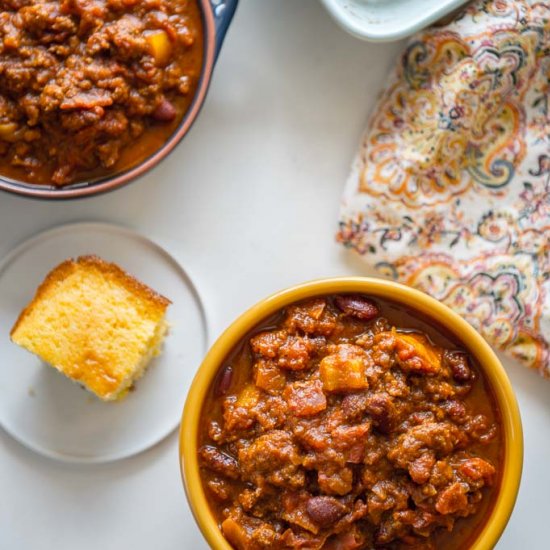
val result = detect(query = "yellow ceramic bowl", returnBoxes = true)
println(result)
[180,277,523,550]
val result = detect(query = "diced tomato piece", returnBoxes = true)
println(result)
[284,379,327,417]
[435,482,468,515]
[237,384,260,408]
[459,457,496,483]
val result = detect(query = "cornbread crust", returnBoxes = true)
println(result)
[11,255,170,336]
[11,255,171,400]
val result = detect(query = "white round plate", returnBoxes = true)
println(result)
[0,222,207,463]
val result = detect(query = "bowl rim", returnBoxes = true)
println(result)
[319,0,469,42]
[0,0,217,200]
[180,277,523,550]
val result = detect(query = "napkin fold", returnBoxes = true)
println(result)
[337,0,550,376]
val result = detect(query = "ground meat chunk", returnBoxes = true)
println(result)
[60,90,114,110]
[318,465,353,496]
[254,360,286,393]
[442,399,467,422]
[341,392,370,422]
[323,529,366,550]
[459,457,496,483]
[20,2,77,37]
[250,330,286,359]
[367,480,410,523]
[278,335,315,370]
[238,430,305,489]
[331,422,371,456]
[281,528,328,549]
[388,422,467,472]
[223,384,261,432]
[205,477,231,501]
[408,451,436,484]
[87,13,147,59]
[284,298,339,336]
[435,482,469,515]
[251,331,320,371]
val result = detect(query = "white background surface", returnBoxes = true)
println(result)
[0,2,547,549]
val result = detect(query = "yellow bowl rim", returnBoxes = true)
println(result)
[180,277,523,550]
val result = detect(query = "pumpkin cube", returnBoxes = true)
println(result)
[146,30,172,66]
[254,360,286,392]
[394,332,441,374]
[319,344,369,392]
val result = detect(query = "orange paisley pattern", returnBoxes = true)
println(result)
[338,0,550,377]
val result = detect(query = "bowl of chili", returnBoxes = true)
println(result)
[0,0,237,199]
[180,277,522,550]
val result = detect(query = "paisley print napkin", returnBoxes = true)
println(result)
[337,0,550,376]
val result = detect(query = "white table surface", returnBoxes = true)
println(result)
[0,2,548,549]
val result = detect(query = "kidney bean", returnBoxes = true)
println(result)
[152,98,177,122]
[442,399,467,421]
[444,351,472,382]
[334,295,379,321]
[214,365,233,397]
[365,392,396,434]
[306,496,347,527]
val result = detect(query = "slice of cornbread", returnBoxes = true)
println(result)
[10,255,171,401]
